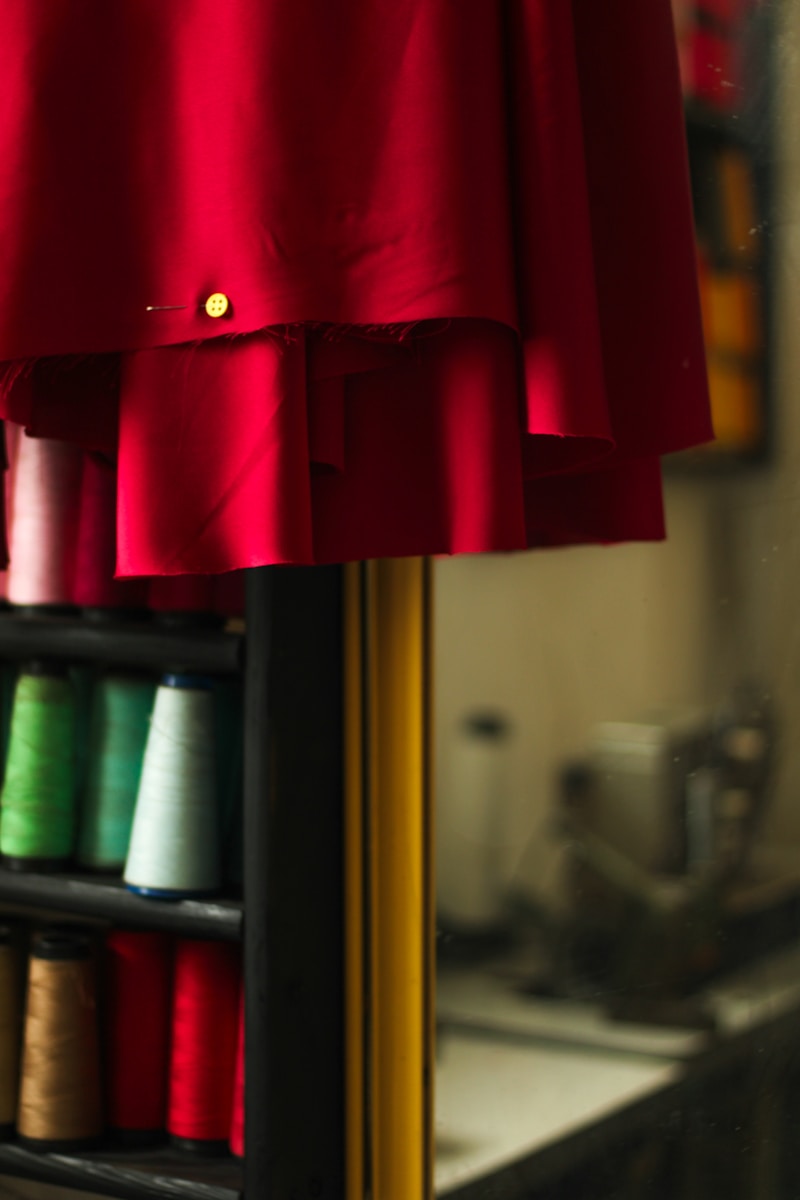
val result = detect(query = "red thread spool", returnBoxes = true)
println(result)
[229,992,244,1157]
[72,456,148,613]
[212,572,245,621]
[168,939,240,1154]
[147,577,217,622]
[104,930,173,1145]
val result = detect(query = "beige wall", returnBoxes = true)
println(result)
[434,483,736,913]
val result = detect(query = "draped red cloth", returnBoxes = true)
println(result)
[0,0,712,575]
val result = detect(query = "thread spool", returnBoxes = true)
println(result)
[105,930,173,1145]
[17,929,103,1149]
[147,577,220,628]
[0,926,22,1138]
[72,455,148,615]
[78,674,156,871]
[6,436,82,609]
[124,675,220,898]
[0,666,76,869]
[70,666,94,836]
[212,572,245,621]
[168,939,240,1153]
[0,422,21,604]
[437,711,513,935]
[229,993,244,1157]
[0,665,18,772]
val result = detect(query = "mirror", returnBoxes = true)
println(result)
[434,3,798,1196]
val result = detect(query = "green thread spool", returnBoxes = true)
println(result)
[69,666,95,814]
[0,665,18,775]
[0,667,76,868]
[77,674,156,871]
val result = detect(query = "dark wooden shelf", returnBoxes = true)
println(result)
[0,870,242,941]
[0,1142,242,1200]
[0,613,243,676]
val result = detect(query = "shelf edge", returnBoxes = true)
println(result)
[0,872,243,941]
[0,1144,242,1200]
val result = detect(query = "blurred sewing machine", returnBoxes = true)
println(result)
[516,683,783,1027]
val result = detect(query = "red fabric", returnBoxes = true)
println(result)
[0,0,712,574]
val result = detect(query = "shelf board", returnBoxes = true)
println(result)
[0,613,243,676]
[0,870,242,941]
[0,1142,242,1200]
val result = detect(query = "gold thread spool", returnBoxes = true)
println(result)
[0,927,22,1135]
[17,930,103,1148]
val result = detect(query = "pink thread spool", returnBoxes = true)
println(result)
[7,437,83,608]
[0,424,21,603]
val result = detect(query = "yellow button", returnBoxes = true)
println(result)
[204,292,230,318]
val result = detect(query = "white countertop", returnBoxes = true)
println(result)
[435,942,800,1194]
[435,1034,680,1195]
[437,968,706,1060]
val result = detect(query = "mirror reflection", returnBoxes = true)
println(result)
[434,2,799,1196]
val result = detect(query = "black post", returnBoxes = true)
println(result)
[244,566,345,1199]
[244,567,274,1200]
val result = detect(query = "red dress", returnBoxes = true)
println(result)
[0,0,712,574]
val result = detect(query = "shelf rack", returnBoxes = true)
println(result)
[0,612,243,675]
[0,564,346,1200]
[0,871,242,941]
[0,1144,242,1200]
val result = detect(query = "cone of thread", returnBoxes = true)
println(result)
[148,577,216,617]
[105,930,173,1141]
[69,665,93,833]
[78,674,156,871]
[124,677,220,897]
[168,939,240,1151]
[0,422,21,604]
[72,455,148,611]
[6,436,82,607]
[0,666,18,769]
[0,930,22,1135]
[229,992,244,1157]
[17,931,103,1147]
[0,671,76,864]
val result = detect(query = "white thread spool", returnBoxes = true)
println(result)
[124,676,220,897]
[7,436,83,607]
[437,712,512,932]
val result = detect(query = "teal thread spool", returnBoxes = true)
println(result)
[77,673,156,871]
[0,666,76,868]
